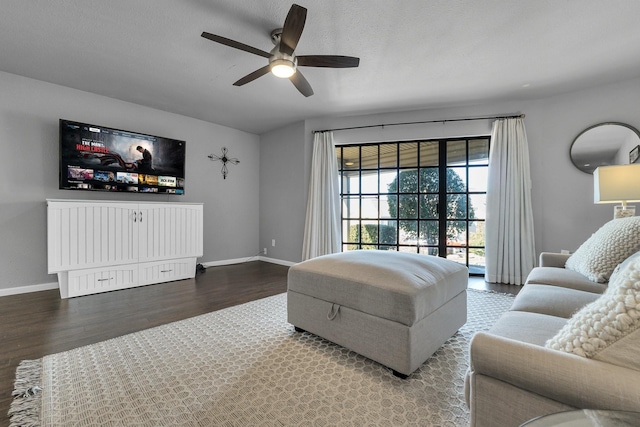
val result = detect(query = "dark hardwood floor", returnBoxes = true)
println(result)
[0,261,518,426]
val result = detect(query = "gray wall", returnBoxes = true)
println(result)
[3,69,640,292]
[260,76,640,264]
[0,71,260,293]
[259,121,308,263]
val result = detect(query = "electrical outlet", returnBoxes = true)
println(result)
[272,239,276,247]
[263,248,267,255]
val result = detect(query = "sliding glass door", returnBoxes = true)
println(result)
[337,137,489,274]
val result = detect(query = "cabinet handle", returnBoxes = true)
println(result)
[133,211,137,222]
[97,278,113,282]
[139,211,143,222]
[160,269,173,273]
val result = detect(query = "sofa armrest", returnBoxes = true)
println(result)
[469,332,640,410]
[539,252,571,268]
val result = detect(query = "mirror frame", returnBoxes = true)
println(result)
[570,122,640,174]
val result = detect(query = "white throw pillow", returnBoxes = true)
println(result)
[546,256,640,370]
[565,217,640,283]
[607,250,640,285]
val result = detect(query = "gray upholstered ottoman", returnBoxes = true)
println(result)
[287,250,468,378]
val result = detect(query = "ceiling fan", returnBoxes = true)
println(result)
[201,4,360,97]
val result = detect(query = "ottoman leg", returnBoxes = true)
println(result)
[294,326,306,333]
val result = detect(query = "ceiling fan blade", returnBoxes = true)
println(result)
[290,70,313,97]
[297,55,360,68]
[201,32,271,58]
[280,4,307,56]
[233,65,271,86]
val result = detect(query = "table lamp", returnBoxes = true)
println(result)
[594,164,640,219]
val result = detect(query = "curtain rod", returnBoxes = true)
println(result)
[312,113,525,134]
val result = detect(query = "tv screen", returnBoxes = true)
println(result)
[59,119,185,194]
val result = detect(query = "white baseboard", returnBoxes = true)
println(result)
[258,256,296,267]
[0,281,59,297]
[0,257,296,298]
[202,256,296,268]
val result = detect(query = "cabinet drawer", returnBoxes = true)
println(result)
[138,258,196,286]
[67,264,138,297]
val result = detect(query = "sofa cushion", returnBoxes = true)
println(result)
[510,284,601,318]
[564,216,640,283]
[525,267,607,294]
[546,256,640,370]
[488,311,567,347]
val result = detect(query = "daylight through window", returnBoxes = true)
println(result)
[336,137,490,274]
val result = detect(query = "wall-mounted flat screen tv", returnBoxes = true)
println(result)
[59,119,186,194]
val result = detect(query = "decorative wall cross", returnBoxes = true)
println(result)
[208,147,239,179]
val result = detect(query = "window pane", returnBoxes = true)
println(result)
[446,167,467,192]
[380,170,397,193]
[342,146,360,170]
[419,194,438,219]
[360,145,379,169]
[398,169,418,193]
[342,173,359,194]
[399,142,418,167]
[447,194,467,219]
[447,140,467,166]
[380,195,397,218]
[399,195,418,218]
[379,222,398,245]
[469,247,486,273]
[399,220,417,244]
[361,221,379,244]
[361,171,379,194]
[399,246,418,254]
[344,220,359,243]
[468,166,488,192]
[379,143,397,168]
[419,168,439,193]
[469,221,485,247]
[418,220,439,245]
[447,247,467,266]
[361,196,379,219]
[419,247,439,256]
[420,141,439,167]
[343,197,360,219]
[469,139,489,165]
[469,194,486,220]
[447,220,467,245]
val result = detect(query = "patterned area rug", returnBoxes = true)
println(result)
[10,290,514,426]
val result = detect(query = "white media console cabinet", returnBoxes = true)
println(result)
[47,199,203,298]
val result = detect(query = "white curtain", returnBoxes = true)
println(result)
[302,131,341,261]
[485,117,536,285]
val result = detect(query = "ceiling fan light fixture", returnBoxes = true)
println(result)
[270,58,296,78]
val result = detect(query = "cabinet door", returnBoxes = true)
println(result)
[137,204,203,262]
[48,201,138,272]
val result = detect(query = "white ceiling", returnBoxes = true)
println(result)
[2,1,640,134]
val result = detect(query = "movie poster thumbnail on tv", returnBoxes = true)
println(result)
[59,119,186,195]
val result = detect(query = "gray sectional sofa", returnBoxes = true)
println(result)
[466,216,640,427]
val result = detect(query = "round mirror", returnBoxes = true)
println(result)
[570,122,640,174]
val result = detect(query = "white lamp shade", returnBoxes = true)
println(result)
[593,163,640,204]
